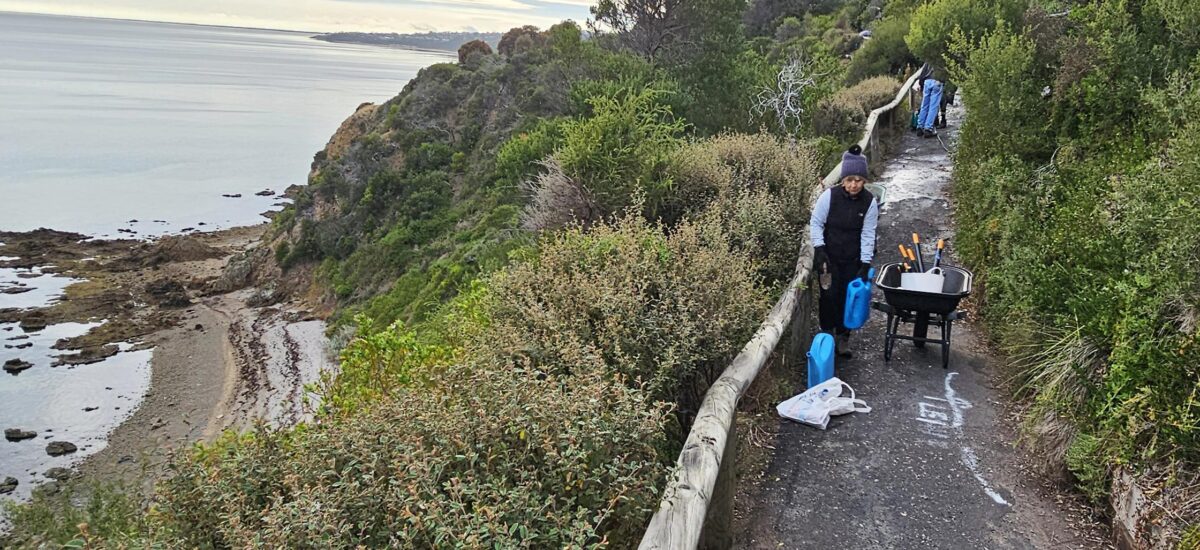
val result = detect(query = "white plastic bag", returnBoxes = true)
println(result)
[776,377,871,430]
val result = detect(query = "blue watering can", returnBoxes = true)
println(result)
[807,332,835,389]
[843,267,876,330]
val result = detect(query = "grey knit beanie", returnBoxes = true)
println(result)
[840,145,869,181]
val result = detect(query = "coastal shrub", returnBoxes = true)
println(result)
[949,0,1200,535]
[905,0,1024,66]
[1,481,148,547]
[948,24,1050,165]
[313,315,453,416]
[153,363,669,548]
[498,25,545,57]
[845,15,915,84]
[457,39,493,65]
[494,116,567,186]
[471,213,770,414]
[528,87,685,228]
[813,76,901,141]
[666,132,820,282]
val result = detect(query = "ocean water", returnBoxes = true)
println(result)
[0,12,452,238]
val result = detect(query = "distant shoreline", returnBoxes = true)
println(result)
[0,10,320,35]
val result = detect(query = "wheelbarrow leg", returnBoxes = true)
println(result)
[883,313,895,361]
[941,317,952,369]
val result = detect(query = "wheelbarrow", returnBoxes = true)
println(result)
[870,262,973,369]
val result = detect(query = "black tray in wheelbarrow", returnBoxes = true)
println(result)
[874,262,973,314]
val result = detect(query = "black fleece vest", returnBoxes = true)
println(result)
[824,186,874,262]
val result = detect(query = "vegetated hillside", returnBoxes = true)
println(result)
[264,23,664,328]
[916,0,1200,544]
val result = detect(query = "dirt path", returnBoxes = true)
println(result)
[734,102,1111,548]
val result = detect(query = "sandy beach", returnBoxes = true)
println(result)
[1,225,333,497]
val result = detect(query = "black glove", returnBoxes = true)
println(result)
[857,262,871,280]
[813,246,829,273]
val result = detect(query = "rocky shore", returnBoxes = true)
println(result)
[0,225,334,497]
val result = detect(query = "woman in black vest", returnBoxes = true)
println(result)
[809,145,879,357]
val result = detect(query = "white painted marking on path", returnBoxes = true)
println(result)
[943,372,1010,506]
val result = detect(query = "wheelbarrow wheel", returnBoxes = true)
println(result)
[913,312,929,348]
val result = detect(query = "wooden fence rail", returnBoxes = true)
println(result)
[638,66,926,550]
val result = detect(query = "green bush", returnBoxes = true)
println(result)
[313,315,452,416]
[154,363,670,548]
[950,0,1200,531]
[905,0,1024,67]
[813,76,902,141]
[846,15,916,84]
[1,481,148,548]
[527,87,684,228]
[472,213,770,413]
[666,132,820,281]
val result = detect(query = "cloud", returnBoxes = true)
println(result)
[0,0,589,32]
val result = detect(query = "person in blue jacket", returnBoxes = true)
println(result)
[810,145,879,357]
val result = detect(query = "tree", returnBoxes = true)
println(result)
[590,0,685,59]
[456,39,493,65]
[498,25,545,57]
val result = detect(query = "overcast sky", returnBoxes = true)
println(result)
[0,0,593,33]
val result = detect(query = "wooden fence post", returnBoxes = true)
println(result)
[698,409,738,550]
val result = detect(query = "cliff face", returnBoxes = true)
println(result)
[235,23,638,326]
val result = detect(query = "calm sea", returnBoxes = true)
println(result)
[0,12,452,237]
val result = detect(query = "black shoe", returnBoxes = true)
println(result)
[919,129,931,138]
[835,332,852,358]
[936,120,947,129]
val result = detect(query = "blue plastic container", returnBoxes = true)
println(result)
[807,332,835,389]
[843,267,876,330]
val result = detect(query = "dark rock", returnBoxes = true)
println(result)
[198,222,207,226]
[44,467,71,481]
[4,359,33,374]
[0,286,34,295]
[33,480,60,497]
[221,193,242,198]
[180,227,196,232]
[14,342,31,349]
[83,406,98,412]
[5,428,37,441]
[117,455,134,464]
[128,219,139,223]
[150,417,165,430]
[19,312,47,331]
[194,323,204,331]
[16,272,40,279]
[145,279,191,307]
[45,441,77,456]
[255,189,275,196]
[52,344,119,367]
[0,308,23,323]
[0,476,16,494]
